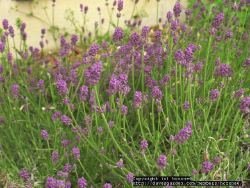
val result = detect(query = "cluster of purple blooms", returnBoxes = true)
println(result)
[108,73,130,95]
[84,61,103,86]
[172,121,192,144]
[214,63,233,77]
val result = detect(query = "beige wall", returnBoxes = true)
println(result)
[0,0,186,50]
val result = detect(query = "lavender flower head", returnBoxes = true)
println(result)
[126,172,134,183]
[140,139,148,151]
[108,73,130,95]
[173,121,192,144]
[240,96,250,114]
[52,111,62,121]
[157,154,168,169]
[19,169,31,182]
[173,1,182,17]
[103,183,112,188]
[166,11,173,22]
[117,0,123,11]
[46,177,57,188]
[71,34,78,46]
[151,86,163,101]
[37,79,45,91]
[234,88,244,99]
[41,129,49,140]
[134,91,143,108]
[116,158,124,168]
[201,161,214,174]
[140,26,149,40]
[11,84,20,98]
[214,63,233,77]
[60,115,72,126]
[121,105,128,115]
[56,79,68,95]
[88,43,99,56]
[209,89,220,101]
[72,146,80,160]
[183,101,190,110]
[243,58,250,68]
[129,32,141,46]
[2,19,9,30]
[84,61,103,86]
[78,177,87,188]
[113,27,124,42]
[212,12,224,28]
[79,85,89,101]
[56,180,66,188]
[51,150,59,164]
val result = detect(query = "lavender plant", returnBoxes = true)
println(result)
[0,0,249,187]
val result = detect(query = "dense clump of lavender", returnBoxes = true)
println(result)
[0,1,249,187]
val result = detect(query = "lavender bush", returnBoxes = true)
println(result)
[0,0,249,187]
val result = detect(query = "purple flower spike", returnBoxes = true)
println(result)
[140,139,148,151]
[214,63,233,77]
[41,129,49,140]
[201,161,214,174]
[240,96,250,114]
[52,111,62,121]
[84,61,103,86]
[166,11,173,22]
[88,43,99,56]
[212,12,224,28]
[2,19,9,30]
[234,88,244,99]
[56,79,68,95]
[151,86,163,101]
[173,1,182,17]
[60,115,72,126]
[19,169,31,182]
[126,172,134,183]
[157,154,167,169]
[79,85,89,101]
[72,146,80,160]
[116,158,124,168]
[117,0,123,12]
[78,177,87,188]
[121,105,128,115]
[134,91,143,108]
[46,177,57,188]
[183,101,190,110]
[174,121,192,144]
[51,150,59,164]
[243,58,250,68]
[209,89,220,101]
[141,26,150,38]
[71,34,78,45]
[130,32,141,46]
[113,27,124,42]
[11,84,20,98]
[103,183,112,188]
